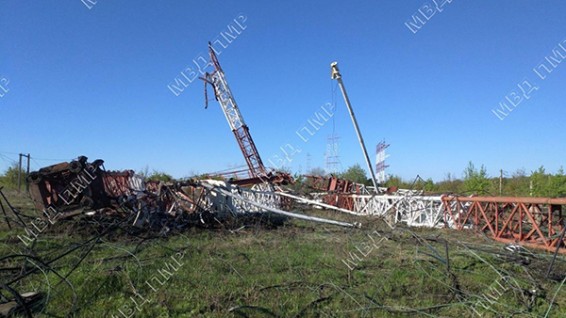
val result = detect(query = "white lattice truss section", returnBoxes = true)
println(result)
[231,184,281,213]
[198,180,466,229]
[350,194,446,228]
[198,181,280,215]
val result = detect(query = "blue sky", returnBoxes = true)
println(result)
[1,1,565,181]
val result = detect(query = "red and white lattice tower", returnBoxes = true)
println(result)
[202,43,266,178]
[375,141,390,184]
[325,134,341,174]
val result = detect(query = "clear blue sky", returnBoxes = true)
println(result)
[1,1,565,181]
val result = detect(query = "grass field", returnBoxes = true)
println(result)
[1,189,566,317]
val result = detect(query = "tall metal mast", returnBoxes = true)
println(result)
[330,62,380,193]
[202,43,266,178]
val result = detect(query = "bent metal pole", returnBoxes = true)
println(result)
[331,62,379,193]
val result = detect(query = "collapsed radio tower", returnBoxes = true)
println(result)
[201,43,266,179]
[200,43,292,186]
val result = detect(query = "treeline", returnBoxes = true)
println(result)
[299,162,566,198]
[0,164,21,189]
[385,162,566,198]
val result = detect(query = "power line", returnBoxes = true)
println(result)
[31,157,72,162]
[0,150,21,156]
[30,158,44,170]
[0,151,71,162]
[0,153,18,165]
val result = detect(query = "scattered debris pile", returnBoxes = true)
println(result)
[21,156,357,233]
[26,156,195,224]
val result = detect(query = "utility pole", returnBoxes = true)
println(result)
[17,154,22,193]
[17,153,31,193]
[25,154,30,192]
[331,62,379,193]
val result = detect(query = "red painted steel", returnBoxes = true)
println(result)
[442,195,566,253]
[203,44,266,179]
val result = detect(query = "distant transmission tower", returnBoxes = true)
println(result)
[375,141,390,184]
[306,153,312,173]
[326,134,341,174]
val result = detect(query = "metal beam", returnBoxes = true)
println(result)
[200,181,359,228]
[331,62,379,193]
[203,43,267,178]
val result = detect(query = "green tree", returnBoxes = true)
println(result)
[526,166,566,198]
[0,163,22,188]
[504,168,530,196]
[530,166,550,197]
[147,170,174,182]
[385,175,417,190]
[462,162,490,194]
[436,173,463,193]
[423,178,435,192]
[306,167,326,177]
[290,173,307,194]
[551,167,566,197]
[385,175,404,188]
[339,164,369,185]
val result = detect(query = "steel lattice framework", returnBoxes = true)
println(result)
[442,196,566,253]
[191,176,566,253]
[316,191,566,253]
[202,43,266,179]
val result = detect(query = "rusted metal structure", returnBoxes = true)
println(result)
[305,175,566,253]
[26,156,201,222]
[306,175,368,194]
[27,156,108,215]
[206,169,293,187]
[443,195,566,253]
[23,156,352,230]
[306,175,405,196]
[21,155,566,254]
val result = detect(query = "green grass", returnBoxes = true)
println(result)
[1,192,566,317]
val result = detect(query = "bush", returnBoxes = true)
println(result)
[0,163,22,188]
